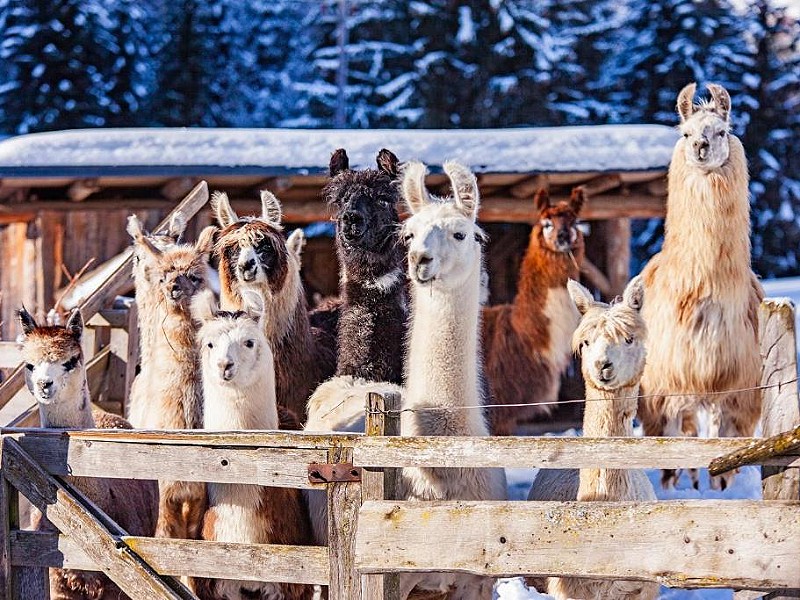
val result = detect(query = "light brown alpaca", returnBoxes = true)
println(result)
[18,308,158,600]
[528,277,658,600]
[190,290,314,600]
[638,83,763,490]
[126,223,216,541]
[482,187,585,435]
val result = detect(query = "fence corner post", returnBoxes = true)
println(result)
[327,440,359,600]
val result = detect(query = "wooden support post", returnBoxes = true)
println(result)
[327,444,361,600]
[107,303,139,414]
[362,392,401,600]
[603,217,631,299]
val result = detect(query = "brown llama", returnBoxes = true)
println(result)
[19,308,158,600]
[639,83,764,490]
[126,223,216,541]
[482,187,586,435]
[212,189,336,422]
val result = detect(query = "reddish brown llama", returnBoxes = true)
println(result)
[482,187,586,435]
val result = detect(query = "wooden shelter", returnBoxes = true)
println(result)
[0,125,676,340]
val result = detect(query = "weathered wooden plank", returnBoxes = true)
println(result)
[2,437,193,599]
[107,302,138,405]
[10,436,326,489]
[602,218,631,298]
[362,392,401,600]
[0,445,15,598]
[0,342,22,369]
[356,500,800,589]
[87,308,130,329]
[353,436,800,469]
[11,531,329,585]
[328,446,361,600]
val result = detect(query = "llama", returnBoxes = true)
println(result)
[189,290,313,600]
[306,160,506,600]
[527,277,658,600]
[18,308,159,600]
[482,187,585,435]
[125,223,216,541]
[212,190,336,422]
[638,82,763,490]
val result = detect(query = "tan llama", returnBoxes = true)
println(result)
[18,308,158,600]
[528,277,658,600]
[638,82,763,490]
[125,223,216,541]
[189,290,314,600]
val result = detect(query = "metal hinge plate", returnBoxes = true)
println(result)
[308,463,362,484]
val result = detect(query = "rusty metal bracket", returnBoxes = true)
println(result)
[308,463,362,484]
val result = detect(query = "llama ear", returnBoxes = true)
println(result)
[194,225,217,256]
[569,187,585,215]
[706,83,731,122]
[65,309,83,341]
[241,289,266,327]
[676,82,697,123]
[623,275,645,312]
[191,288,217,325]
[401,161,431,214]
[286,229,306,263]
[330,148,350,176]
[211,191,238,228]
[260,190,283,227]
[376,148,400,179]
[17,307,37,336]
[444,160,479,220]
[534,188,551,214]
[167,212,187,241]
[128,216,163,260]
[567,279,594,316]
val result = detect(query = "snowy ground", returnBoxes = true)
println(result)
[495,427,763,600]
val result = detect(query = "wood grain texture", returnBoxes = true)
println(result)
[355,500,800,589]
[11,531,329,585]
[328,445,362,600]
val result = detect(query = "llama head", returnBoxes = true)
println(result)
[126,213,188,282]
[323,148,402,271]
[569,276,647,391]
[533,187,585,255]
[213,190,301,301]
[130,223,215,313]
[401,160,485,289]
[18,307,85,406]
[192,289,271,388]
[676,82,732,170]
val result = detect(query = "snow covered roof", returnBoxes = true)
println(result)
[0,125,678,177]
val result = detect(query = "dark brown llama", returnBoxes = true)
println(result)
[212,189,336,421]
[482,187,586,435]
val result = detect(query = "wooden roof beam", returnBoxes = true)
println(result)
[160,177,199,202]
[509,174,549,199]
[580,174,622,197]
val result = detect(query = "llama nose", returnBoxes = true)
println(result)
[341,211,366,238]
[240,258,257,281]
[415,253,432,266]
[598,361,614,381]
[38,379,54,397]
[557,229,571,246]
[221,361,235,381]
[170,283,183,300]
[693,138,709,157]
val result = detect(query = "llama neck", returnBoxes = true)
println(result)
[133,272,164,367]
[516,238,581,308]
[404,263,486,435]
[202,372,279,431]
[38,372,95,429]
[577,382,638,501]
[662,137,752,281]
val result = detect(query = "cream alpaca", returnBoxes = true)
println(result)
[638,83,763,489]
[125,223,216,541]
[528,277,658,600]
[19,308,158,600]
[190,290,313,600]
[305,161,506,600]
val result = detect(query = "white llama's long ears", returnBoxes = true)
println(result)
[706,83,731,122]
[623,275,645,312]
[401,160,431,214]
[286,229,306,264]
[167,212,187,241]
[65,309,83,341]
[567,279,595,316]
[444,160,479,220]
[676,82,697,123]
[191,288,217,325]
[211,191,238,228]
[195,225,217,256]
[126,214,145,241]
[17,307,37,336]
[260,190,283,227]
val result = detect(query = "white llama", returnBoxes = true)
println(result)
[18,308,158,600]
[528,277,658,600]
[305,160,506,600]
[638,82,763,490]
[189,290,313,600]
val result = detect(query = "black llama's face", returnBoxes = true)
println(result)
[324,148,401,259]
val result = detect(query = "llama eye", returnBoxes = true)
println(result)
[244,340,255,349]
[63,356,79,372]
[207,342,213,349]
[717,131,725,138]
[542,220,553,230]
[25,363,33,372]
[625,337,633,345]
[683,133,689,138]
[189,274,201,283]
[453,232,466,241]
[404,232,414,242]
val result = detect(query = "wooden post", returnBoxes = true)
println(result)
[362,392,401,600]
[327,444,360,600]
[604,217,631,299]
[107,303,139,415]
